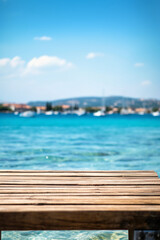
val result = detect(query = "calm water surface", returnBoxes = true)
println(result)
[0,113,160,239]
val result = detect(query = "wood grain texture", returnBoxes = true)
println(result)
[0,176,159,185]
[0,170,159,231]
[0,210,159,230]
[1,204,160,212]
[0,195,160,205]
[0,186,160,195]
[0,170,158,177]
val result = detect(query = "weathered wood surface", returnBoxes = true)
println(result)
[0,170,160,231]
[0,170,158,177]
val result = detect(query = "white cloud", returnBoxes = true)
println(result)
[34,36,52,41]
[10,56,25,67]
[0,58,10,66]
[134,62,144,67]
[0,56,25,78]
[86,52,104,59]
[141,80,151,86]
[27,56,66,68]
[0,55,73,77]
[26,55,72,74]
[0,56,25,68]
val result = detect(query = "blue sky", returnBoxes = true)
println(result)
[0,0,160,102]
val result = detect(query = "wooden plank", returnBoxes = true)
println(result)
[1,191,160,196]
[129,229,134,240]
[0,180,159,185]
[0,176,158,180]
[0,187,160,195]
[0,183,160,188]
[0,170,159,232]
[0,195,160,205]
[0,184,159,189]
[0,177,159,185]
[0,171,158,177]
[0,207,159,230]
[0,204,160,212]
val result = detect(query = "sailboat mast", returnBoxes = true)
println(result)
[102,90,105,111]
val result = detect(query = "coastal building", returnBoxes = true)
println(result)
[2,103,31,112]
[36,106,46,113]
[135,108,146,114]
[62,105,70,110]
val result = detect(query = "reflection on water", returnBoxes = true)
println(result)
[0,113,160,239]
[2,230,128,240]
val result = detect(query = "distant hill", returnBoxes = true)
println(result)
[28,96,160,108]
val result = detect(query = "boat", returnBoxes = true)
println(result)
[93,110,105,117]
[138,112,145,115]
[75,109,86,116]
[14,111,19,115]
[151,111,160,117]
[19,111,35,117]
[120,108,129,115]
[94,91,106,117]
[45,111,53,115]
[53,111,59,115]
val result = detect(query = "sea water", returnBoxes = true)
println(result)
[0,113,160,240]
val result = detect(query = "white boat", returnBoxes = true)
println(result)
[53,111,59,115]
[138,112,145,115]
[45,111,53,115]
[120,108,129,115]
[93,110,105,117]
[61,111,69,115]
[75,109,86,116]
[107,111,113,115]
[19,111,35,117]
[152,111,160,117]
[93,90,106,117]
[14,111,19,115]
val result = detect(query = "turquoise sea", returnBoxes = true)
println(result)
[0,113,160,240]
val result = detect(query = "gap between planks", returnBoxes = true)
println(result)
[0,178,160,186]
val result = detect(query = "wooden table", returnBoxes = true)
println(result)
[0,170,160,240]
